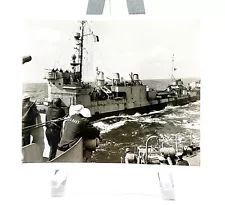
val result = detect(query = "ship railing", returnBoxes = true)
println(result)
[145,136,161,164]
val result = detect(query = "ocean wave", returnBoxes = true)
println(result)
[182,121,200,130]
[138,117,167,124]
[158,132,199,151]
[93,120,127,134]
[182,109,199,115]
[163,113,184,119]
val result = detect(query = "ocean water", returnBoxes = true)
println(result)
[23,78,200,164]
[92,101,200,163]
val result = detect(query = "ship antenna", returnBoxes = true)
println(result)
[171,54,175,82]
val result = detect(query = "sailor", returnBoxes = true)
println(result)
[61,104,84,130]
[187,83,191,91]
[124,148,137,163]
[57,107,101,154]
[182,146,193,156]
[158,156,167,165]
[45,98,66,161]
[22,93,39,146]
[92,88,97,101]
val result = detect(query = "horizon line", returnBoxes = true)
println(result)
[23,76,200,84]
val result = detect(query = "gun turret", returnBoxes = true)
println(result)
[22,56,32,64]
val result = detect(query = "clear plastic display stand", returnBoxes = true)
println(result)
[158,171,175,200]
[50,168,175,200]
[51,169,68,197]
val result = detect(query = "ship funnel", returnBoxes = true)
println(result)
[96,71,105,87]
[112,73,120,84]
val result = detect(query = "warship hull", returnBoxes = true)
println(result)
[91,95,199,121]
[37,93,200,122]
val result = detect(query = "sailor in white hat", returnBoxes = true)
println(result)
[125,148,137,163]
[57,106,100,156]
[61,104,84,128]
[22,93,37,146]
[22,93,45,155]
[23,93,30,100]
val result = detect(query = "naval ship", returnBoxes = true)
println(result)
[38,21,200,120]
[22,20,201,164]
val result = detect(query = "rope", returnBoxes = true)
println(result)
[22,115,69,132]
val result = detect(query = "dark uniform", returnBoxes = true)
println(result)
[22,98,39,146]
[58,114,100,152]
[46,98,65,161]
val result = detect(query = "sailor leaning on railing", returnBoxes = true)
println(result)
[57,105,102,162]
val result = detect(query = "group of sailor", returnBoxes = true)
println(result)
[50,68,81,85]
[22,93,101,162]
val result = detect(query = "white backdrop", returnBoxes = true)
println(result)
[0,0,225,204]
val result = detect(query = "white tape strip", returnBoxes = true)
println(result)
[86,0,145,15]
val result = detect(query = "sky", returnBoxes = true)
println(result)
[22,19,201,83]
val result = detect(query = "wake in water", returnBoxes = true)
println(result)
[92,101,200,163]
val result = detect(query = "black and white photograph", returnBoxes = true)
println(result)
[22,19,201,165]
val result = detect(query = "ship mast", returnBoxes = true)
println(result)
[73,21,98,83]
[79,21,86,81]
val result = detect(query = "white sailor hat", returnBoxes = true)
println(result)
[23,93,30,100]
[69,104,84,116]
[125,148,130,153]
[79,107,92,118]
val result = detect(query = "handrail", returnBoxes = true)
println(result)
[145,136,159,164]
